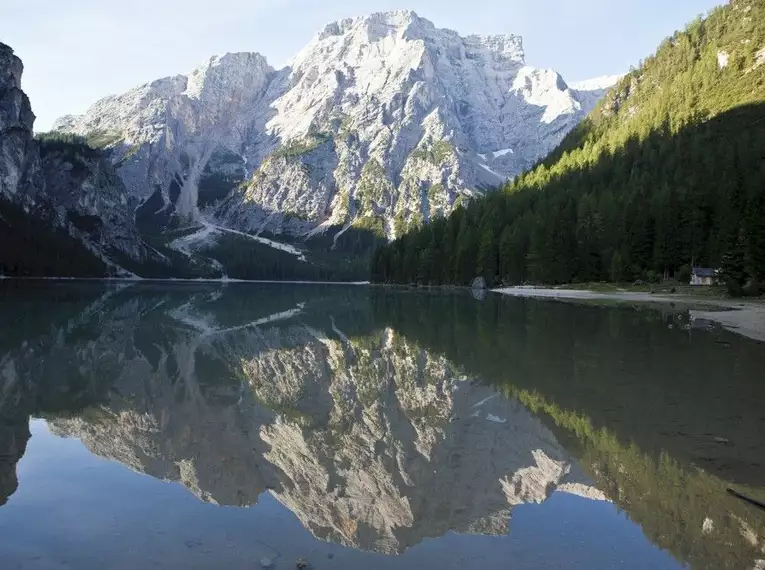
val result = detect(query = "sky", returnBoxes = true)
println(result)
[2,0,724,131]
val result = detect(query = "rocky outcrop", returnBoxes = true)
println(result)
[37,138,162,269]
[0,43,162,276]
[57,53,276,226]
[53,12,619,240]
[0,43,40,207]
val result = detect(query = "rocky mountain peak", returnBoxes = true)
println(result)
[183,52,274,101]
[317,10,426,41]
[464,33,525,63]
[49,13,620,244]
[316,11,525,64]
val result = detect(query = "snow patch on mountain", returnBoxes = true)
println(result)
[570,75,624,91]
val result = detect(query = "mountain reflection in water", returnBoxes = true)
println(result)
[0,282,763,570]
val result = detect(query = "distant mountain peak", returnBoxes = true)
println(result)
[314,11,525,63]
[318,10,427,40]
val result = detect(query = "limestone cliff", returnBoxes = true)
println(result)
[53,12,619,240]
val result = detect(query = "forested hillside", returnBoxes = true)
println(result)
[371,0,765,291]
[0,197,108,278]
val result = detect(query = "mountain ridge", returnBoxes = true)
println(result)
[52,10,618,244]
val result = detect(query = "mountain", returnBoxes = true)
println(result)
[372,0,765,289]
[0,44,163,277]
[53,11,617,245]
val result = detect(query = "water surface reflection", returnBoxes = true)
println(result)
[0,283,763,569]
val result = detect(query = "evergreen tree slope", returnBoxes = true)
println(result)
[372,0,765,287]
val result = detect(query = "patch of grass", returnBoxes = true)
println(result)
[335,114,355,138]
[114,144,140,167]
[452,194,468,210]
[85,130,123,150]
[411,140,453,166]
[264,402,315,427]
[284,211,310,222]
[427,183,445,203]
[36,132,101,160]
[356,159,392,209]
[272,132,332,159]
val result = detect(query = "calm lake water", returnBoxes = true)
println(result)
[1,282,764,570]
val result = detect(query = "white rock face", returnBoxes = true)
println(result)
[54,11,618,239]
[756,46,765,67]
[718,50,731,69]
[57,53,276,224]
[569,75,625,91]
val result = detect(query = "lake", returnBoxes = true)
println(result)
[1,282,764,570]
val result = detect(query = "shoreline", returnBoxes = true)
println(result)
[493,286,765,343]
[0,276,371,286]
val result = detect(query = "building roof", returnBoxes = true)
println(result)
[692,267,716,278]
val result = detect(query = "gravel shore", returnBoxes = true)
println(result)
[493,287,765,343]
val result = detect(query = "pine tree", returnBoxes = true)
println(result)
[610,250,627,283]
[719,229,748,296]
[476,227,498,285]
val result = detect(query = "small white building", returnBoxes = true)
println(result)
[690,267,717,286]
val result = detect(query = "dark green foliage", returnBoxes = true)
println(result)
[83,130,123,150]
[676,264,692,284]
[36,132,101,162]
[371,0,765,288]
[743,190,765,281]
[719,229,748,295]
[204,231,368,282]
[0,198,108,277]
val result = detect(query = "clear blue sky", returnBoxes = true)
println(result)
[2,0,723,131]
